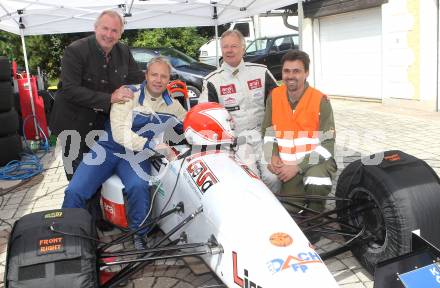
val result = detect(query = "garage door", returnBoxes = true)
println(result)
[317,8,382,99]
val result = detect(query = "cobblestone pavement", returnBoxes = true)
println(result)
[0,99,439,287]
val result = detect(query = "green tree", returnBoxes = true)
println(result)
[133,27,207,58]
[0,27,207,82]
[0,31,88,81]
[26,33,88,80]
[0,31,22,63]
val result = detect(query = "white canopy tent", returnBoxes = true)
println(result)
[0,0,298,136]
[0,0,297,35]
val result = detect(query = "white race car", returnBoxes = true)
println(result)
[6,101,440,288]
[99,102,440,288]
[100,102,339,287]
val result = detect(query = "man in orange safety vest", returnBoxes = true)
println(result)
[262,50,337,216]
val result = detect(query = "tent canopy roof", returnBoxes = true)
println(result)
[0,0,297,36]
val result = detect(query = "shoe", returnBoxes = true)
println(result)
[133,234,147,251]
[96,220,114,232]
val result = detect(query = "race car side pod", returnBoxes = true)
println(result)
[101,206,206,288]
[373,231,440,288]
[98,202,184,253]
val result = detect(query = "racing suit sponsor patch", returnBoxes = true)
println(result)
[252,90,264,101]
[223,96,237,106]
[225,106,240,112]
[247,79,262,90]
[220,84,236,95]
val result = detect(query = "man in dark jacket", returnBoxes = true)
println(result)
[50,10,144,179]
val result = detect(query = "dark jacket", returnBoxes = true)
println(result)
[50,35,144,138]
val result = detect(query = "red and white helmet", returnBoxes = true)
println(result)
[184,102,235,145]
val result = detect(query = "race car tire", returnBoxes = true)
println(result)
[0,108,19,137]
[335,150,440,274]
[0,56,12,81]
[0,134,22,167]
[0,81,14,112]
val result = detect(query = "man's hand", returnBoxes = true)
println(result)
[111,86,134,104]
[277,163,300,182]
[268,155,283,175]
[155,143,178,161]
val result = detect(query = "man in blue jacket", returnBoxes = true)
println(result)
[62,56,186,249]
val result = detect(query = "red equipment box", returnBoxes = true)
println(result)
[16,76,48,141]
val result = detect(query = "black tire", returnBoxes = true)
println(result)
[335,150,440,274]
[0,108,19,137]
[0,133,22,166]
[0,81,14,112]
[0,56,12,81]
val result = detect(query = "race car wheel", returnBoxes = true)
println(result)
[335,150,440,274]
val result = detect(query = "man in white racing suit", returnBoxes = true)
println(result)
[199,29,280,192]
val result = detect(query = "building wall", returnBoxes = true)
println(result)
[418,0,437,106]
[302,17,316,86]
[381,0,437,111]
[303,0,439,111]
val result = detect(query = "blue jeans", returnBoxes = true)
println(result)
[62,148,151,235]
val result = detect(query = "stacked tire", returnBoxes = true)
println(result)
[0,56,22,167]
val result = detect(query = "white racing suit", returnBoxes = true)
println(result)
[199,60,280,192]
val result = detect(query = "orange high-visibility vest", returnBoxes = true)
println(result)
[271,85,323,162]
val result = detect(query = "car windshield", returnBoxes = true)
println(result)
[246,39,269,55]
[132,50,156,70]
[159,48,197,68]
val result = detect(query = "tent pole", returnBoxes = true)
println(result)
[298,0,303,50]
[212,3,220,68]
[19,29,39,139]
[215,23,219,67]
